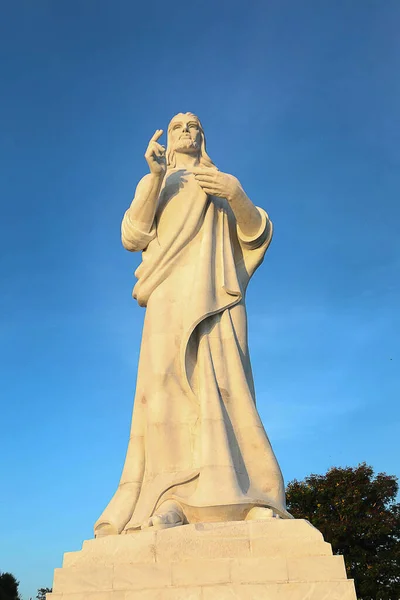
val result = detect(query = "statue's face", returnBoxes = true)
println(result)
[168,114,202,155]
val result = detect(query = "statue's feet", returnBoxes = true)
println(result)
[141,501,185,530]
[94,521,118,537]
[245,506,281,520]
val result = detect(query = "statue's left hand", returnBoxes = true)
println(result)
[192,168,243,202]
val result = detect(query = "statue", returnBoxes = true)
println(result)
[94,112,291,537]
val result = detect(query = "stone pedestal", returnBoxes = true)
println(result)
[47,519,357,599]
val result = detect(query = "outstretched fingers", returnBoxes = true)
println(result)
[152,144,165,158]
[146,129,166,160]
[193,173,216,187]
[193,173,214,181]
[150,129,164,143]
[192,167,216,176]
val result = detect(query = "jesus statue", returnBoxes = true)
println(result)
[94,112,291,537]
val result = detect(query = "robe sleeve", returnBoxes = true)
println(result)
[236,207,273,250]
[121,209,157,252]
[236,207,273,280]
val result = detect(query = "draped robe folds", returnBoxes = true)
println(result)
[94,169,290,535]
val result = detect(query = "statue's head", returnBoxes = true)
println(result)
[166,112,215,169]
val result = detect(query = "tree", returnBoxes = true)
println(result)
[0,572,21,600]
[286,463,400,600]
[36,588,52,600]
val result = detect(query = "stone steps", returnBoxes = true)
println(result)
[54,555,347,593]
[47,520,357,600]
[47,580,357,600]
[63,520,333,568]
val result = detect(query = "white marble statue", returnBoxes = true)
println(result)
[94,113,291,536]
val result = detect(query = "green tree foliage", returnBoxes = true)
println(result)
[36,588,52,600]
[0,572,21,600]
[286,463,400,600]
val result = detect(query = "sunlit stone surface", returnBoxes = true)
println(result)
[48,114,357,599]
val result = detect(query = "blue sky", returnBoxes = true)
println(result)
[0,1,399,598]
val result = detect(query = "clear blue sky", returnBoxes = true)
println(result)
[0,1,399,598]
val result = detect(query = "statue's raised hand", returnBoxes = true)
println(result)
[192,168,243,202]
[145,130,166,177]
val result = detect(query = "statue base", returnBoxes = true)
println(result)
[47,519,357,599]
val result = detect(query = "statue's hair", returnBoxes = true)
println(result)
[166,112,215,169]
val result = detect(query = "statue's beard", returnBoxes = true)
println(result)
[173,138,199,154]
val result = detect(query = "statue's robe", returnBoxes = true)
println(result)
[95,169,290,535]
